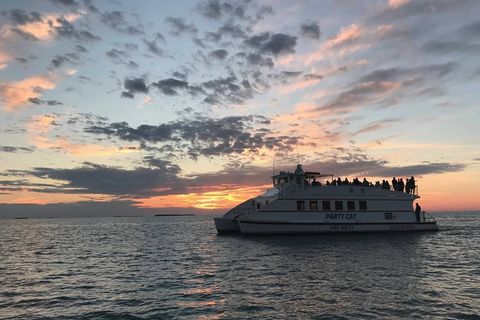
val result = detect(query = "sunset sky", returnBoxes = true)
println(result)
[1,0,479,217]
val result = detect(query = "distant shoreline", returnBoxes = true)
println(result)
[154,214,196,217]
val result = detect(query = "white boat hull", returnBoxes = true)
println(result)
[238,220,438,235]
[214,217,240,233]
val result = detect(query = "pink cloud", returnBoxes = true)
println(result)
[0,75,56,111]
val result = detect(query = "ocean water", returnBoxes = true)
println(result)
[1,212,479,320]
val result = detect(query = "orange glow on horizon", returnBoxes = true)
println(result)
[135,185,270,210]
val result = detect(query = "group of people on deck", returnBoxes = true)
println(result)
[314,176,417,194]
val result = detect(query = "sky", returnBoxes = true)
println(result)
[0,0,479,218]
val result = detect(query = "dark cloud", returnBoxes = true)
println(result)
[151,78,189,96]
[318,62,457,113]
[28,98,63,106]
[0,146,35,153]
[121,77,149,98]
[75,44,88,53]
[300,22,321,40]
[373,0,474,22]
[50,52,80,69]
[274,71,302,82]
[304,73,323,80]
[244,32,297,56]
[209,49,228,60]
[54,17,101,42]
[49,0,79,8]
[6,160,181,196]
[246,53,273,68]
[10,28,39,41]
[165,17,198,36]
[106,48,138,69]
[218,23,246,39]
[197,0,223,19]
[143,39,165,57]
[100,11,145,35]
[422,20,480,55]
[1,9,42,25]
[85,115,300,159]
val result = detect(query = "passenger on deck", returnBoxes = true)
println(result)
[392,177,398,191]
[405,178,411,194]
[415,203,421,221]
[337,177,342,185]
[344,178,350,185]
[399,178,405,193]
[362,178,369,186]
[375,181,381,188]
[311,178,321,186]
[410,176,416,194]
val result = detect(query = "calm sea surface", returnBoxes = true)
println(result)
[1,212,479,319]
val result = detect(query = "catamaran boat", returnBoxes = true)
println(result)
[214,164,438,235]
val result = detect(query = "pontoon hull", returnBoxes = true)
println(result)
[214,217,240,233]
[238,220,438,235]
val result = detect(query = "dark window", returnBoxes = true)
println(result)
[297,201,305,211]
[322,201,331,210]
[251,200,255,207]
[256,203,260,210]
[359,201,367,210]
[335,201,343,211]
[309,201,318,211]
[347,201,355,210]
[266,200,269,205]
[384,212,393,220]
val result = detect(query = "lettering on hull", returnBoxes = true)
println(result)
[325,213,357,220]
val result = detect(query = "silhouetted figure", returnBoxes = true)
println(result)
[410,176,416,194]
[392,177,398,191]
[375,181,381,188]
[399,178,405,193]
[337,177,342,185]
[344,178,350,185]
[362,178,369,186]
[405,178,411,194]
[415,203,421,222]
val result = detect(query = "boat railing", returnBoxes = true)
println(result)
[421,211,436,223]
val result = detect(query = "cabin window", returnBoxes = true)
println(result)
[256,203,260,210]
[384,212,393,220]
[359,201,367,211]
[297,200,305,211]
[309,201,318,211]
[266,200,269,205]
[347,201,355,210]
[335,201,343,211]
[322,201,331,210]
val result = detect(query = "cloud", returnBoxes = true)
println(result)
[0,75,56,111]
[151,78,190,96]
[50,52,80,69]
[121,77,149,98]
[422,20,480,55]
[165,17,198,36]
[106,48,138,69]
[85,114,301,159]
[54,17,101,42]
[244,32,298,56]
[1,9,42,25]
[317,62,457,114]
[300,22,321,40]
[100,11,145,35]
[28,98,63,106]
[0,146,35,153]
[374,0,473,21]
[208,49,228,60]
[353,118,400,136]
[142,38,165,57]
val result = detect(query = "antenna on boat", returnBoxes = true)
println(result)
[273,158,275,176]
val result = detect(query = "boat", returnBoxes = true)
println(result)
[214,164,438,235]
